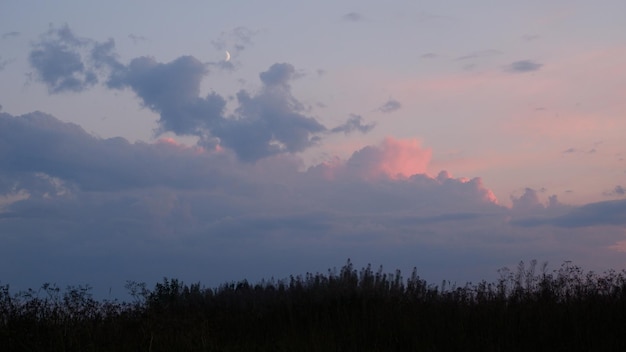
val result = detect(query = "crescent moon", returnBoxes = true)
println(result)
[225,51,231,62]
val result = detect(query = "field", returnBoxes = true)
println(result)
[2,260,626,351]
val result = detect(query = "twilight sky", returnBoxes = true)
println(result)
[1,1,625,296]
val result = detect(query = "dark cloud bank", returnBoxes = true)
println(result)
[1,26,624,296]
[2,111,625,297]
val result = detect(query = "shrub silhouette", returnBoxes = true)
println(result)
[1,259,626,351]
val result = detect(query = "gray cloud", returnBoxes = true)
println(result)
[505,60,543,73]
[211,26,258,62]
[0,57,10,71]
[107,55,224,136]
[421,53,438,59]
[342,12,363,22]
[128,34,147,44]
[2,109,626,296]
[510,188,545,213]
[512,198,626,228]
[331,115,375,135]
[522,34,540,41]
[91,38,124,72]
[28,25,100,93]
[108,56,365,161]
[2,31,20,39]
[259,62,301,86]
[562,146,598,155]
[28,27,374,161]
[456,49,500,61]
[0,111,232,192]
[377,99,402,113]
[604,185,626,197]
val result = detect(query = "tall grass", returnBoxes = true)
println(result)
[1,259,626,351]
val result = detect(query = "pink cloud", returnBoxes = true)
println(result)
[349,137,432,180]
[306,137,499,205]
[156,137,209,154]
[310,137,432,181]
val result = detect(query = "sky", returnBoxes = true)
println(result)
[1,0,625,297]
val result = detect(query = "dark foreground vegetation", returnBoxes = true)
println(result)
[2,260,626,351]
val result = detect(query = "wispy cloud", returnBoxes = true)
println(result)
[456,49,500,61]
[603,185,626,197]
[342,12,363,22]
[377,99,402,113]
[211,26,258,53]
[0,57,11,71]
[330,115,375,135]
[1,31,20,39]
[128,34,147,45]
[522,34,540,41]
[504,60,543,73]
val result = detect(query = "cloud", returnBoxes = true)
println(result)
[377,99,402,113]
[13,26,626,293]
[522,34,540,41]
[0,114,501,228]
[108,57,370,161]
[348,137,432,180]
[207,27,259,72]
[330,115,375,134]
[456,49,500,61]
[128,34,147,44]
[107,55,222,136]
[342,12,363,22]
[512,196,626,228]
[28,25,103,93]
[504,60,543,73]
[0,111,230,192]
[562,146,599,155]
[1,31,20,39]
[604,185,626,197]
[511,188,545,213]
[310,137,432,181]
[259,62,301,86]
[0,57,10,71]
[91,38,124,71]
[211,26,258,57]
[3,109,626,295]
[27,26,375,162]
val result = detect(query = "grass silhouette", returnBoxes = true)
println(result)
[1,259,626,351]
